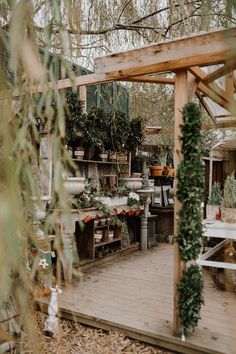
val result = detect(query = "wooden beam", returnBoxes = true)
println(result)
[121,75,175,85]
[204,62,236,84]
[8,73,115,98]
[94,27,236,78]
[79,86,87,113]
[202,120,236,129]
[197,82,230,111]
[225,73,234,102]
[196,92,216,123]
[173,70,188,336]
[187,71,198,101]
[190,66,228,103]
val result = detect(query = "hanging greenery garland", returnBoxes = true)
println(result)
[177,265,204,335]
[176,102,205,261]
[176,102,205,335]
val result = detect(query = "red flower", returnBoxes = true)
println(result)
[83,215,92,223]
[136,208,143,216]
[121,209,127,215]
[128,209,135,216]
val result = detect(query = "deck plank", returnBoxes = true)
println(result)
[36,244,236,354]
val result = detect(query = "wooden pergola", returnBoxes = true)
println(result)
[24,26,236,336]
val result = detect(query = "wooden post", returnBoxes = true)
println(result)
[79,86,87,113]
[173,69,188,336]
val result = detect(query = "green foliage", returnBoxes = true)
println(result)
[176,102,205,261]
[126,116,145,152]
[208,182,223,205]
[108,110,130,152]
[178,265,204,335]
[65,89,86,147]
[176,102,205,336]
[82,107,110,150]
[222,172,236,208]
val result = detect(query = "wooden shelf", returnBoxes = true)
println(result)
[94,237,122,248]
[72,159,128,165]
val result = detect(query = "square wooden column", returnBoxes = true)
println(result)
[173,69,188,335]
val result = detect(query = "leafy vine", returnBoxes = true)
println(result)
[176,102,205,261]
[176,102,205,335]
[177,265,204,335]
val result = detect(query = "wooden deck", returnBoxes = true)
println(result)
[37,244,236,354]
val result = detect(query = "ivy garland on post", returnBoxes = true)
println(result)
[176,102,205,335]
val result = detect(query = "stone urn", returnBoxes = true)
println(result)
[120,178,143,192]
[31,196,50,238]
[63,177,85,196]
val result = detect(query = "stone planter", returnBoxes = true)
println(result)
[99,196,128,206]
[206,204,220,220]
[221,207,236,223]
[120,178,143,192]
[64,177,85,196]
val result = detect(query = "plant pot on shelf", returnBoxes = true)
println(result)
[150,165,163,176]
[206,204,220,220]
[73,146,85,160]
[94,230,103,243]
[99,218,107,226]
[98,152,108,162]
[108,231,114,241]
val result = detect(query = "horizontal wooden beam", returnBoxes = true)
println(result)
[202,120,236,129]
[94,27,236,78]
[121,75,175,85]
[8,73,114,98]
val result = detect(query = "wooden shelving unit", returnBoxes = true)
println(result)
[75,219,122,261]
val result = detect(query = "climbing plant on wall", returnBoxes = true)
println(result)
[176,102,205,335]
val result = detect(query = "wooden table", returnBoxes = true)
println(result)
[198,221,236,270]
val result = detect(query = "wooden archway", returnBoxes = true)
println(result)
[13,26,236,335]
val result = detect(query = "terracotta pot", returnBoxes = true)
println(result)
[150,165,163,176]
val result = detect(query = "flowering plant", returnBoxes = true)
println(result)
[128,192,140,206]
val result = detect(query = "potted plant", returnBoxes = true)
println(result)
[81,107,110,159]
[221,172,236,223]
[65,88,87,158]
[206,182,223,220]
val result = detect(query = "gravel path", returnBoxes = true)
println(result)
[15,312,178,354]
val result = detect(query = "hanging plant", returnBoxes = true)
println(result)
[177,265,204,335]
[176,102,205,261]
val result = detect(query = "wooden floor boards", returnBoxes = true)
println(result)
[36,244,236,354]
